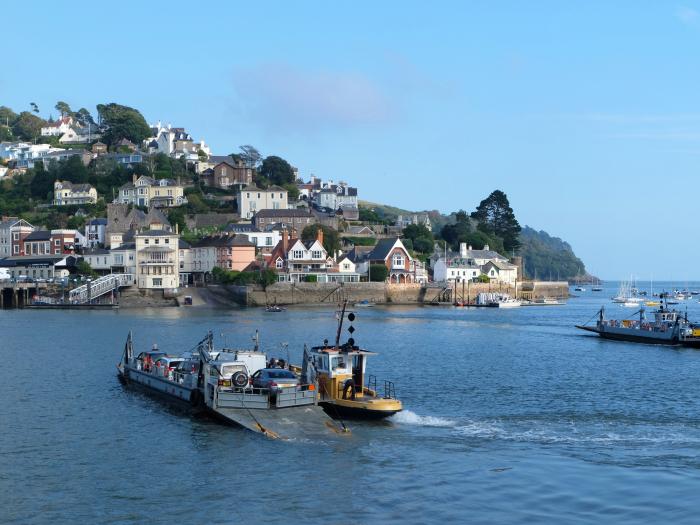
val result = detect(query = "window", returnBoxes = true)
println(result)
[280,193,283,199]
[266,237,272,246]
[392,253,404,268]
[292,250,304,259]
[257,193,261,198]
[276,258,284,269]
[13,245,18,254]
[165,238,169,244]
[54,239,60,246]
[343,263,350,270]
[155,239,159,244]
[144,239,149,244]
[312,250,322,259]
[153,278,162,286]
[13,233,18,241]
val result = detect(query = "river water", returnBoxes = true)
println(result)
[3,282,700,524]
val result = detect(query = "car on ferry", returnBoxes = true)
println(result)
[251,368,299,392]
[153,357,183,379]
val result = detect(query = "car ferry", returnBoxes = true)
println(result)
[294,302,403,419]
[576,302,700,347]
[117,331,348,439]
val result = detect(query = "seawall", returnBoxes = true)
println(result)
[220,280,569,307]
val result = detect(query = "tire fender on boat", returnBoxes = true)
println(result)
[342,379,356,400]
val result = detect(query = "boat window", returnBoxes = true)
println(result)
[331,356,347,370]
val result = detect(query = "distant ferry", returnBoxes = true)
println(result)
[576,302,700,347]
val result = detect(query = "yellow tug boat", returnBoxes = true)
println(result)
[295,302,403,420]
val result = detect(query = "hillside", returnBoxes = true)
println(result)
[519,226,586,281]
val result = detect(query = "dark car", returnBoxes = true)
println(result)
[251,368,299,392]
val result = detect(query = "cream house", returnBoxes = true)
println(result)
[135,230,180,290]
[117,175,187,208]
[238,185,288,219]
[53,181,98,205]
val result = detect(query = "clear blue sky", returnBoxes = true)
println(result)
[2,1,699,280]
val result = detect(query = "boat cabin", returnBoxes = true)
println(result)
[307,344,377,401]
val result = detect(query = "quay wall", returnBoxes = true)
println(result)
[223,280,569,307]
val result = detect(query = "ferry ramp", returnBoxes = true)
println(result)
[216,405,350,441]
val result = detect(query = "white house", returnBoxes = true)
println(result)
[84,218,107,248]
[41,117,73,137]
[238,185,288,220]
[432,243,518,284]
[135,230,180,290]
[269,229,360,283]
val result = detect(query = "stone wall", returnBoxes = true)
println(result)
[212,280,569,307]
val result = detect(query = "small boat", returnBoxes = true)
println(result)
[645,301,660,307]
[294,301,402,419]
[265,304,286,312]
[574,286,586,292]
[354,300,375,308]
[475,292,521,308]
[622,301,639,307]
[522,298,563,306]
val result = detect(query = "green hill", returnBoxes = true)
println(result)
[519,226,586,281]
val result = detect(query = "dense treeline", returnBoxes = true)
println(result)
[519,226,586,281]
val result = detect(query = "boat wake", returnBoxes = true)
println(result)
[390,410,456,427]
[452,419,700,446]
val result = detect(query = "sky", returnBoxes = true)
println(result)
[2,1,700,280]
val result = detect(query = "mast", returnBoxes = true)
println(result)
[335,300,347,348]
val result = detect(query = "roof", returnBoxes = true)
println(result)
[207,155,234,165]
[0,255,72,267]
[346,245,374,263]
[88,218,108,226]
[223,223,257,233]
[178,239,191,249]
[484,260,517,270]
[368,238,404,261]
[25,230,51,241]
[255,209,313,218]
[194,234,255,248]
[56,180,93,192]
[135,229,176,237]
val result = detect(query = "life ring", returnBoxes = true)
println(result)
[232,371,248,388]
[342,379,356,400]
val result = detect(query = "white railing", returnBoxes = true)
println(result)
[68,273,134,303]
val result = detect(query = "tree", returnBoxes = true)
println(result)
[0,106,18,126]
[29,162,55,199]
[75,108,95,127]
[76,260,98,278]
[55,101,72,118]
[258,155,294,187]
[239,145,262,168]
[30,102,40,114]
[440,209,472,250]
[301,224,340,255]
[168,208,187,233]
[471,190,521,252]
[12,112,45,141]
[402,223,434,255]
[58,155,88,184]
[369,264,388,282]
[96,103,151,146]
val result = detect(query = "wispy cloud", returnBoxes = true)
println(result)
[676,5,699,25]
[230,63,393,133]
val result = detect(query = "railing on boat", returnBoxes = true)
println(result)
[366,375,397,400]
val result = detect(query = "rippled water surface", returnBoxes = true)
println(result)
[3,283,700,523]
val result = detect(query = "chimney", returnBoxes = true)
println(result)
[316,227,324,246]
[175,223,179,234]
[459,242,467,258]
[132,174,137,184]
[467,245,472,251]
[484,244,489,251]
[282,229,288,253]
